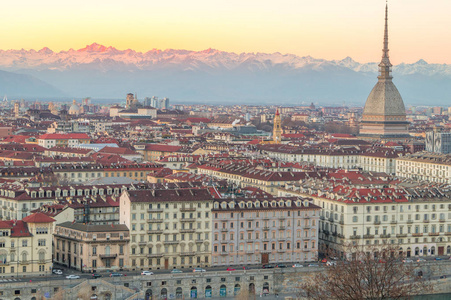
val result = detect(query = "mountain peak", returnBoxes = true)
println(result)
[38,47,53,55]
[415,59,428,65]
[78,43,111,52]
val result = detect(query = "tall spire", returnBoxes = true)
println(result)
[378,2,392,80]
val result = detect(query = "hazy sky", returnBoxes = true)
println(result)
[1,0,450,64]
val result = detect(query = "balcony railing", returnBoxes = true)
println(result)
[180,218,196,222]
[180,207,196,212]
[374,221,381,225]
[412,233,423,237]
[428,232,439,236]
[147,208,163,213]
[147,230,163,234]
[407,220,413,224]
[100,254,117,259]
[380,234,391,238]
[147,219,163,223]
[180,229,196,233]
[396,234,407,238]
[363,234,374,239]
[349,235,361,239]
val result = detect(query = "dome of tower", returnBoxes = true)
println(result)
[362,80,406,116]
[68,100,80,115]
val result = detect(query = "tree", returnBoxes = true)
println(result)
[299,245,432,300]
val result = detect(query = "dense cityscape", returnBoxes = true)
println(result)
[1,2,451,300]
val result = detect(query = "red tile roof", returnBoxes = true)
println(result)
[38,133,90,140]
[22,212,56,223]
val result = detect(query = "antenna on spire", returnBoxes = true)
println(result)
[378,2,392,80]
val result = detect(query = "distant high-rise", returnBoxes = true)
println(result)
[426,127,451,154]
[359,4,409,139]
[160,97,169,109]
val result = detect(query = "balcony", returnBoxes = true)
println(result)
[220,251,228,256]
[164,240,179,245]
[320,216,325,220]
[195,239,203,243]
[180,207,196,212]
[246,250,255,254]
[139,241,147,246]
[147,208,163,213]
[220,228,228,232]
[147,219,163,223]
[396,234,407,238]
[363,234,374,239]
[180,252,195,256]
[428,233,439,236]
[374,221,381,225]
[407,220,413,224]
[349,235,361,240]
[322,230,330,235]
[423,220,430,223]
[339,220,344,225]
[147,253,164,258]
[412,233,423,237]
[279,226,286,230]
[100,254,117,259]
[262,227,270,231]
[147,230,163,234]
[180,229,195,233]
[390,220,397,224]
[380,234,391,238]
[439,218,446,222]
[302,248,310,252]
[328,218,334,223]
[337,233,345,238]
[278,217,286,220]
[445,232,451,236]
[180,218,196,222]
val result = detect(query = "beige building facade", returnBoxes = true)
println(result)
[120,188,213,270]
[53,222,130,272]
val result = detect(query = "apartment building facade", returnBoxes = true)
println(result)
[278,184,451,259]
[211,197,320,266]
[53,222,130,272]
[120,188,214,270]
[396,152,451,184]
[0,212,55,277]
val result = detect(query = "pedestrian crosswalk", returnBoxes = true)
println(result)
[0,278,18,282]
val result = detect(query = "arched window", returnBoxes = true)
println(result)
[22,252,28,262]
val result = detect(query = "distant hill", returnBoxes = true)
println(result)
[0,43,449,105]
[0,69,64,98]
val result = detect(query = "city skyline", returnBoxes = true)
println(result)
[1,0,451,64]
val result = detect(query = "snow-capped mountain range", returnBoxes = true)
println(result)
[0,43,449,104]
[0,43,450,75]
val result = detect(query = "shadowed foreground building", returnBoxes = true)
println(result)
[53,222,130,272]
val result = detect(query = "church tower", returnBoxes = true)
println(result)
[359,4,409,139]
[273,108,282,143]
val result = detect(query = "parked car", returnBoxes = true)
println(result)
[326,261,336,266]
[435,257,443,261]
[92,273,102,279]
[193,268,206,272]
[308,264,319,267]
[417,258,426,262]
[262,264,275,269]
[110,273,124,277]
[292,263,303,268]
[171,269,183,274]
[52,269,63,275]
[276,264,287,268]
[402,259,413,263]
[321,258,328,263]
[141,271,154,276]
[66,275,80,279]
[226,267,236,271]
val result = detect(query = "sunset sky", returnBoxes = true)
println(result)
[1,0,450,64]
